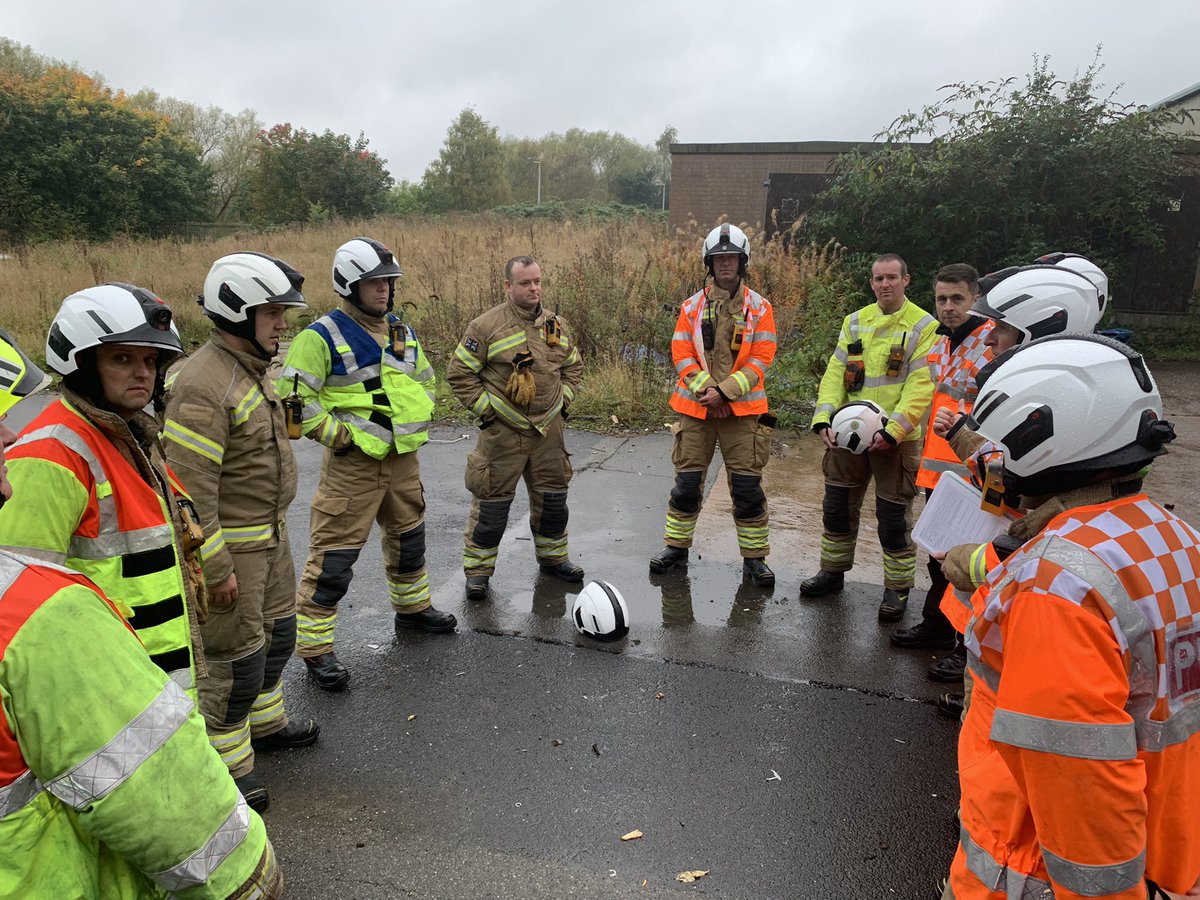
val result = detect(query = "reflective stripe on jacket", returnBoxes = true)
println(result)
[0,397,199,693]
[669,285,776,418]
[280,305,435,459]
[917,318,993,488]
[0,550,279,898]
[164,331,297,585]
[447,299,582,435]
[812,299,938,443]
[953,495,1200,898]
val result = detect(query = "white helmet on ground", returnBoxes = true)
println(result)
[47,283,182,377]
[702,224,751,276]
[973,265,1100,345]
[0,328,50,417]
[830,401,889,454]
[969,334,1174,496]
[1035,252,1109,319]
[571,581,630,642]
[332,237,403,313]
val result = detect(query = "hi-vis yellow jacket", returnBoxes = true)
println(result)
[812,298,938,444]
[280,302,436,459]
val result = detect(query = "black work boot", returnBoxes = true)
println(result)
[649,546,689,574]
[395,606,457,633]
[937,692,965,720]
[540,560,585,583]
[465,575,489,601]
[252,718,321,751]
[889,621,957,650]
[799,569,844,597]
[877,588,909,622]
[743,558,775,588]
[928,642,968,682]
[235,771,270,812]
[304,652,350,692]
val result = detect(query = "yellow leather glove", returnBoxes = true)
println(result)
[506,352,537,406]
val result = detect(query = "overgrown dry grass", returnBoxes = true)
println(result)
[0,214,858,428]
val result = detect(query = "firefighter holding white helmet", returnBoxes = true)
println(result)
[163,251,318,811]
[281,237,455,693]
[802,254,939,620]
[648,224,779,587]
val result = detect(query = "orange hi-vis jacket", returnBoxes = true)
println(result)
[952,495,1200,899]
[0,398,200,693]
[916,317,993,489]
[670,284,776,419]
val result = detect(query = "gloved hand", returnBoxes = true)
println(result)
[506,351,537,407]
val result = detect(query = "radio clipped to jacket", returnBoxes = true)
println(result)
[844,340,865,392]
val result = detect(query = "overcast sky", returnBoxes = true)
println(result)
[4,1,1196,183]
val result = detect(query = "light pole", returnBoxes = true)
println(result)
[528,157,542,205]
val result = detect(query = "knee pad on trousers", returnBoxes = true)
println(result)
[669,471,704,515]
[312,547,361,609]
[472,499,512,548]
[396,522,426,576]
[876,496,909,552]
[537,491,569,538]
[730,473,766,520]
[221,648,267,726]
[823,484,852,534]
[261,615,296,691]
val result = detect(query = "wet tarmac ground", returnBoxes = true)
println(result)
[9,365,1198,896]
[256,424,961,899]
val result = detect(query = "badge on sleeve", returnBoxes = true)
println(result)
[463,337,480,353]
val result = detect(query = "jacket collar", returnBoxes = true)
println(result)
[209,329,272,378]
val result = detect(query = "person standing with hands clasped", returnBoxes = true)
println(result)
[447,255,584,601]
[647,224,778,587]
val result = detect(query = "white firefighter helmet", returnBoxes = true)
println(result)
[0,328,50,417]
[571,581,630,642]
[973,265,1100,346]
[969,334,1173,494]
[46,283,182,376]
[702,224,751,270]
[830,400,890,454]
[202,252,306,325]
[332,236,403,302]
[1035,252,1110,319]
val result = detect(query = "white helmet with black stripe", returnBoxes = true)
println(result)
[1035,252,1109,319]
[46,283,182,377]
[571,580,630,642]
[332,237,403,314]
[702,224,751,277]
[973,265,1100,346]
[202,252,306,358]
[969,334,1174,496]
[830,400,889,454]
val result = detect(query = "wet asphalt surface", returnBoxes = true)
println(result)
[4,398,960,898]
[257,425,960,900]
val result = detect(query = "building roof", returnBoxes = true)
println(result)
[1150,81,1200,110]
[670,141,929,155]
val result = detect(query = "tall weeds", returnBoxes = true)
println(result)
[0,214,861,429]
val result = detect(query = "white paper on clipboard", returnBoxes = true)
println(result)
[913,472,1011,555]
